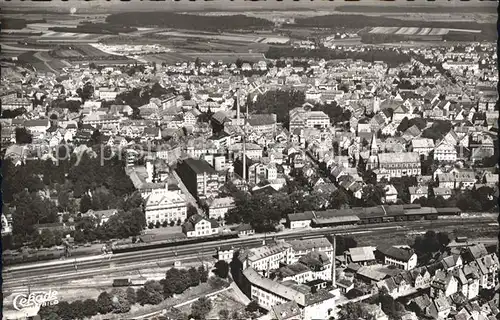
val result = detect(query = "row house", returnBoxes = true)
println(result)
[434,140,457,162]
[437,170,476,190]
[373,152,421,181]
[411,138,435,156]
[377,267,432,299]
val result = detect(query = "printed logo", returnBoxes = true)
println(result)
[13,290,59,311]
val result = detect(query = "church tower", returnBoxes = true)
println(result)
[367,134,379,171]
[373,96,381,114]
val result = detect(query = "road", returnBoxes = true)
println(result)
[3,217,496,289]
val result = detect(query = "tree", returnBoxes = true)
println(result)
[191,297,212,320]
[89,129,102,146]
[148,222,154,229]
[155,221,161,228]
[246,300,260,313]
[338,302,374,320]
[79,194,92,213]
[198,265,209,283]
[170,220,176,227]
[40,228,55,248]
[329,189,351,210]
[70,300,85,319]
[137,280,164,305]
[219,309,229,320]
[177,218,182,226]
[57,301,75,320]
[111,288,131,313]
[15,127,32,144]
[187,204,198,218]
[188,266,201,287]
[126,287,137,305]
[214,260,229,278]
[82,299,98,317]
[97,291,114,314]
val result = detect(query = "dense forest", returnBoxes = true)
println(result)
[49,23,137,35]
[105,12,273,31]
[265,46,411,68]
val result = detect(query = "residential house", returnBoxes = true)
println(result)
[409,186,428,203]
[182,214,219,238]
[434,140,457,162]
[428,296,452,320]
[433,187,452,199]
[411,138,435,156]
[377,246,418,270]
[344,247,376,266]
[430,270,458,298]
[205,197,235,220]
[383,184,398,203]
[82,209,118,226]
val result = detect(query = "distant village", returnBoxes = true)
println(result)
[1,41,498,320]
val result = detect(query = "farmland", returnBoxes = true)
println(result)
[155,31,289,45]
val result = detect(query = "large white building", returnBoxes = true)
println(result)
[144,190,187,225]
[245,242,294,273]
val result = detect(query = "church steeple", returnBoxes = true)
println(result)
[370,133,378,156]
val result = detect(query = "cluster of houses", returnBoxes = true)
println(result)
[219,232,498,320]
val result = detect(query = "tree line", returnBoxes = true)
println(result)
[105,12,273,31]
[38,265,217,320]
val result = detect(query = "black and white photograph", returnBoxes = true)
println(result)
[1,0,498,319]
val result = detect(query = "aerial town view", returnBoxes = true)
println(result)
[1,1,498,320]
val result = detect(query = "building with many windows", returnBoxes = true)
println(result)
[289,107,330,132]
[177,158,221,199]
[374,152,421,181]
[244,242,294,274]
[434,140,458,162]
[144,189,187,225]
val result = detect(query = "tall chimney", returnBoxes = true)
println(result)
[242,131,246,181]
[242,88,247,182]
[332,234,336,288]
[236,89,240,125]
